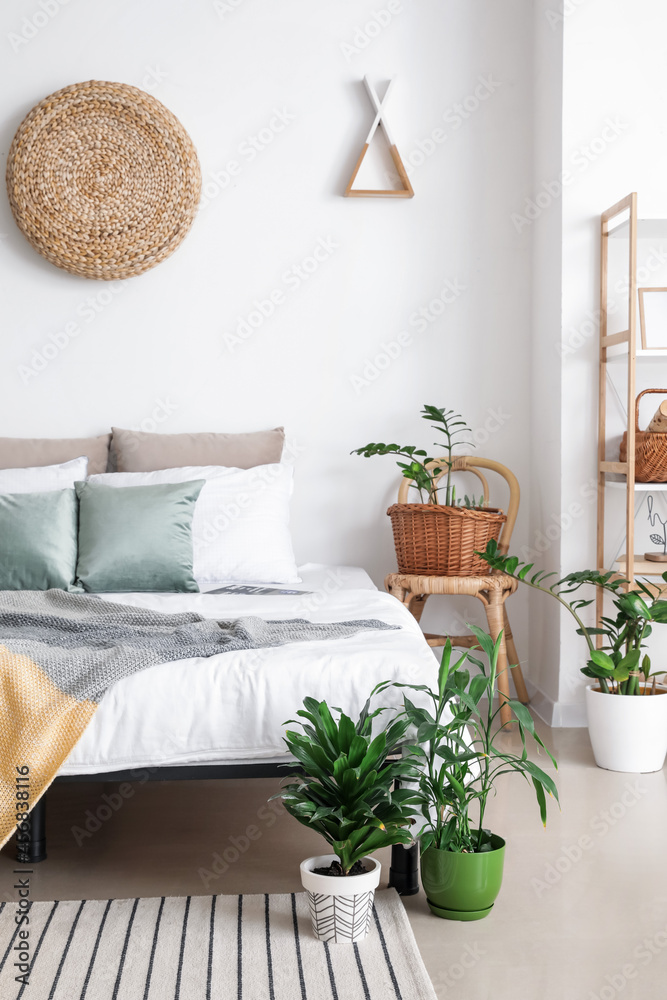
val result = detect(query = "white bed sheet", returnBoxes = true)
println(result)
[61,564,438,775]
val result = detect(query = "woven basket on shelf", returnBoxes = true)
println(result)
[619,388,667,482]
[387,503,507,577]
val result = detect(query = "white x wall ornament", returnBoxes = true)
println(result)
[344,76,414,198]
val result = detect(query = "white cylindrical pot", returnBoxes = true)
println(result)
[300,854,381,943]
[585,685,667,773]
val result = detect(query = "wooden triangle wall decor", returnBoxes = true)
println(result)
[344,77,414,199]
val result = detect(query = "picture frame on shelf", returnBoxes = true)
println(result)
[638,287,667,349]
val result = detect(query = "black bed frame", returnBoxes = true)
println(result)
[19,763,420,896]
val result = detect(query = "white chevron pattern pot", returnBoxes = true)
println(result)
[300,854,382,943]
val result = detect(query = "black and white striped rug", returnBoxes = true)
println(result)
[0,890,436,999]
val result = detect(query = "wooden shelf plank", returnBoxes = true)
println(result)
[602,330,630,348]
[616,554,667,576]
[606,348,667,362]
[600,461,629,474]
[606,480,667,490]
[607,218,667,239]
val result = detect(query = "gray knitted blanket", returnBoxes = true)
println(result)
[0,589,396,704]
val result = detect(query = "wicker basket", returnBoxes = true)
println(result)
[620,388,667,482]
[387,504,507,576]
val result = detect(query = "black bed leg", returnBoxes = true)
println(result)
[17,795,47,864]
[389,841,419,896]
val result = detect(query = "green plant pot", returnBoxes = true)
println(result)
[420,834,506,920]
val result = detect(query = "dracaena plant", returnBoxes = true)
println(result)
[272,696,420,875]
[382,626,559,854]
[479,540,667,695]
[352,404,481,506]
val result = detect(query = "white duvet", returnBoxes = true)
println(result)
[61,564,438,774]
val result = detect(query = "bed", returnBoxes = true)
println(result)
[60,564,436,774]
[0,430,435,892]
[21,564,437,891]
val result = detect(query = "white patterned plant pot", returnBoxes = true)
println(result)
[300,854,381,943]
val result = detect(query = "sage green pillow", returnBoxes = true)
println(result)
[75,479,205,593]
[0,489,79,590]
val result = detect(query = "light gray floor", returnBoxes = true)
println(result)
[2,723,665,999]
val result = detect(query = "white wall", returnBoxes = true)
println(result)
[10,0,664,724]
[0,0,536,640]
[527,2,564,721]
[555,0,667,721]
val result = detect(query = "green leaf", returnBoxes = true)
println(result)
[650,600,667,623]
[438,640,452,699]
[532,776,548,827]
[618,649,641,672]
[617,593,651,620]
[509,700,536,734]
[337,713,356,753]
[469,674,489,704]
[590,650,615,671]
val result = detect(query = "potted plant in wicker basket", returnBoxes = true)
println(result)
[481,541,667,772]
[272,696,420,943]
[388,627,559,920]
[352,404,506,576]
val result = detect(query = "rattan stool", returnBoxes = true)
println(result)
[385,571,528,726]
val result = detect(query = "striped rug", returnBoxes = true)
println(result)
[0,889,436,999]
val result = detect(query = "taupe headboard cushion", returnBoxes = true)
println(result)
[0,435,111,475]
[110,427,285,473]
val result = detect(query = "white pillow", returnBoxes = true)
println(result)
[0,456,89,494]
[87,464,300,584]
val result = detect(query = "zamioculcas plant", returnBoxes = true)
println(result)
[352,404,481,506]
[479,540,667,695]
[274,696,420,875]
[478,540,667,773]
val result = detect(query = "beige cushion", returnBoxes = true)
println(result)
[0,435,111,475]
[110,426,285,473]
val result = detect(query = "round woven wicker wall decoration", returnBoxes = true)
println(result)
[6,80,202,280]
